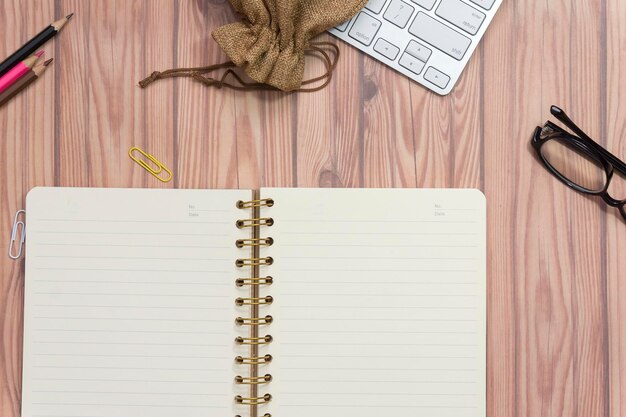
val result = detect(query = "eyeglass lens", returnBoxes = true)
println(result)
[540,134,608,193]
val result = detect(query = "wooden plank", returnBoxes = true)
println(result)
[295,33,335,187]
[25,3,56,190]
[481,1,541,416]
[140,0,176,188]
[449,47,482,189]
[175,1,238,190]
[55,0,89,187]
[362,52,416,188]
[332,39,365,188]
[567,1,608,416]
[606,0,626,416]
[262,91,296,187]
[533,2,578,417]
[83,0,147,188]
[0,3,54,417]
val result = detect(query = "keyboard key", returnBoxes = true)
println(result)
[365,0,388,14]
[349,12,382,46]
[335,19,352,32]
[399,52,426,75]
[410,0,437,10]
[424,66,450,88]
[374,38,400,60]
[436,0,486,35]
[383,0,415,28]
[405,40,431,62]
[408,12,472,61]
[469,0,496,10]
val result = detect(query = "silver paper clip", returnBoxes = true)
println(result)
[9,210,26,260]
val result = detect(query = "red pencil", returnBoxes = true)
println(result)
[0,51,44,94]
[0,58,54,107]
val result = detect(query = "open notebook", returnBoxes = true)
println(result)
[23,187,486,417]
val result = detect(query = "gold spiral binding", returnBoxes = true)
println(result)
[236,193,274,417]
[236,217,274,229]
[236,237,274,248]
[236,335,273,345]
[236,414,272,417]
[236,354,273,365]
[236,277,273,287]
[236,415,271,417]
[235,374,273,384]
[237,198,275,209]
[236,315,273,326]
[235,394,272,405]
[236,296,274,306]
[235,257,273,267]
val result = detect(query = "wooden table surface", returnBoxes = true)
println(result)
[1,1,625,416]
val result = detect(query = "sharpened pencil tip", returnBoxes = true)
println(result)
[35,50,45,58]
[44,58,54,66]
[66,13,74,20]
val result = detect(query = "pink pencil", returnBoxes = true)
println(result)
[0,51,44,94]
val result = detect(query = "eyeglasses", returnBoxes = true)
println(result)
[531,105,626,221]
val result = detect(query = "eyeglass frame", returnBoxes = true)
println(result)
[531,105,626,220]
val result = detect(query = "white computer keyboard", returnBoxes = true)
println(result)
[329,0,503,95]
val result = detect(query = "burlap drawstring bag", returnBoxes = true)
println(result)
[139,0,367,92]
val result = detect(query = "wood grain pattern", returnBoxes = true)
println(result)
[1,1,625,416]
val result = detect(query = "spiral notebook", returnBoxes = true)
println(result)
[22,187,486,417]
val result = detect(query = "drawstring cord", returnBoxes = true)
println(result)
[138,42,340,93]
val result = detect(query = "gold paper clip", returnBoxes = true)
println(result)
[129,146,173,183]
[9,210,26,260]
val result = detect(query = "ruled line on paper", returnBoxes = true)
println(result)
[280,268,477,272]
[33,341,228,347]
[280,342,475,347]
[279,255,475,260]
[33,329,229,335]
[281,231,477,235]
[33,353,229,359]
[282,280,476,284]
[36,243,232,249]
[280,392,477,396]
[32,377,226,384]
[278,405,477,409]
[278,219,477,224]
[32,390,227,396]
[33,304,227,310]
[30,231,228,237]
[35,255,231,261]
[36,218,230,224]
[280,293,476,297]
[33,292,229,298]
[31,403,227,408]
[35,267,230,273]
[281,368,476,372]
[279,305,477,310]
[33,317,226,323]
[281,379,478,384]
[34,280,231,286]
[33,366,231,371]
[281,354,476,359]
[280,330,476,334]
[279,318,477,322]
[287,243,478,248]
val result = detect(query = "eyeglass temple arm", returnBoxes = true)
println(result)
[551,105,626,176]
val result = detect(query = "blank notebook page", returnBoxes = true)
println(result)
[22,187,248,417]
[264,188,486,417]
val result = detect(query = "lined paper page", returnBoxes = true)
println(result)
[22,187,248,417]
[263,188,486,417]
